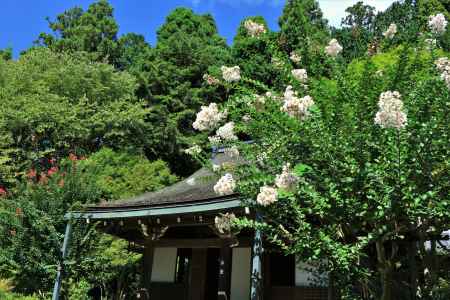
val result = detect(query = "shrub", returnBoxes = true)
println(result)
[76,147,178,200]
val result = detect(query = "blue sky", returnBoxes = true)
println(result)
[0,0,394,58]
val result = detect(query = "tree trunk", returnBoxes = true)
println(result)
[380,267,393,300]
[408,240,418,300]
[376,240,394,300]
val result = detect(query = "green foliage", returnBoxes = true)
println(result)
[0,162,102,294]
[0,291,39,300]
[0,47,149,186]
[67,279,90,300]
[77,147,177,200]
[38,0,120,64]
[0,160,143,298]
[138,7,231,174]
[200,28,450,300]
[0,48,12,60]
[278,0,330,76]
[231,17,286,89]
[0,279,38,300]
[3,1,450,299]
[333,1,376,62]
[278,0,328,53]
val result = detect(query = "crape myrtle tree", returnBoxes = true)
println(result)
[187,12,450,300]
[0,156,148,298]
[372,0,450,51]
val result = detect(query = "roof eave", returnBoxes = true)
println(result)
[65,197,243,221]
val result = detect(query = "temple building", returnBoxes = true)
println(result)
[53,150,331,300]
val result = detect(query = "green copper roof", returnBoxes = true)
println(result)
[66,198,242,220]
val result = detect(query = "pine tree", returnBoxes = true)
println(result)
[278,0,329,53]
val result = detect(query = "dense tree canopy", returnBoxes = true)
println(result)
[0,47,149,187]
[1,0,450,299]
[278,0,331,76]
[139,8,232,174]
[38,0,120,64]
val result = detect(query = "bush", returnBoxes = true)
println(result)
[76,147,178,200]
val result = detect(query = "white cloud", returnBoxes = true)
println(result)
[190,0,395,27]
[319,0,395,27]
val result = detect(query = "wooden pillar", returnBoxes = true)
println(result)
[142,240,154,300]
[250,214,264,300]
[190,248,208,300]
[218,244,232,300]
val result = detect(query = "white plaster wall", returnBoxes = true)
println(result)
[151,247,177,283]
[231,247,251,300]
[295,260,328,287]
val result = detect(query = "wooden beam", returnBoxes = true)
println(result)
[144,238,252,248]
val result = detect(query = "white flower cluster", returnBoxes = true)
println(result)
[203,74,220,85]
[244,19,266,37]
[435,57,450,72]
[221,66,241,83]
[291,69,308,83]
[215,213,237,234]
[184,144,202,156]
[374,91,407,129]
[429,13,448,35]
[224,145,240,158]
[193,103,227,131]
[275,163,299,191]
[256,151,268,166]
[242,114,252,123]
[281,86,315,120]
[435,57,450,88]
[216,122,238,141]
[383,23,397,39]
[325,39,343,57]
[290,51,301,63]
[214,173,236,196]
[256,186,278,206]
[208,136,221,145]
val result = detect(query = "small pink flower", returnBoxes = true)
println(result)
[27,169,37,179]
[47,166,58,176]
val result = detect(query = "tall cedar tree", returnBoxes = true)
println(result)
[278,0,330,76]
[141,8,231,175]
